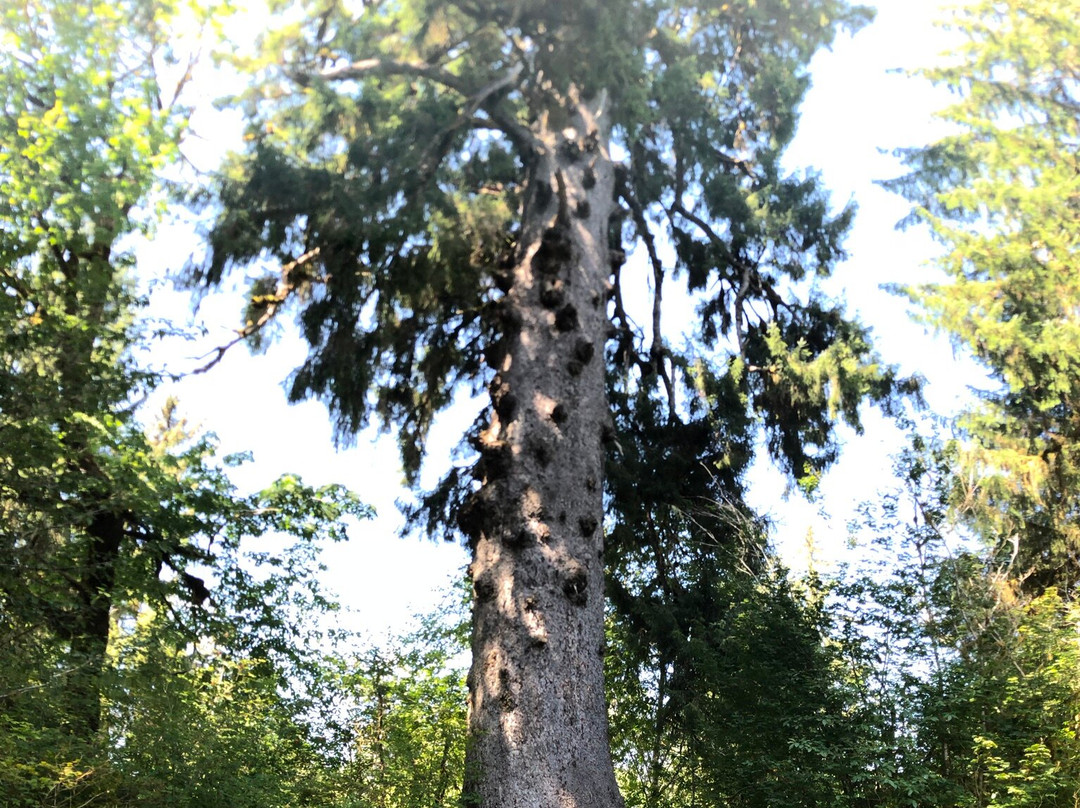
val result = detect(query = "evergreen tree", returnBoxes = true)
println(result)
[875,1,1080,803]
[194,1,910,803]
[886,0,1080,595]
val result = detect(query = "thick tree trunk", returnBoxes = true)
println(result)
[462,93,623,808]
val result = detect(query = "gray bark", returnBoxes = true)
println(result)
[463,91,624,808]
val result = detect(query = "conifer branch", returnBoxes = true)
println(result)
[318,57,469,91]
[668,199,765,356]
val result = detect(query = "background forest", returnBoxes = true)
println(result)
[2,0,1079,806]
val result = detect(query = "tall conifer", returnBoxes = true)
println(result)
[887,0,1080,594]
[196,1,907,802]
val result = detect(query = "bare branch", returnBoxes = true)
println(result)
[412,64,531,187]
[714,146,759,181]
[190,247,322,376]
[318,57,469,92]
[608,263,641,374]
[0,661,95,700]
[618,171,677,417]
[165,46,200,111]
[463,63,536,151]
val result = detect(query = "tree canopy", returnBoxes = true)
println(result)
[196,0,898,483]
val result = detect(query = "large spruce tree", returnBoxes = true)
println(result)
[196,1,906,803]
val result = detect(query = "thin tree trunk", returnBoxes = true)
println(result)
[51,252,121,738]
[646,660,669,808]
[462,91,624,808]
[432,732,454,807]
[66,510,124,736]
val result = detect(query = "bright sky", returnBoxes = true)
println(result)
[139,0,983,640]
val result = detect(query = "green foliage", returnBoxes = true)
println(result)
[333,597,469,808]
[0,0,181,260]
[104,601,338,808]
[0,398,371,803]
[830,440,1080,808]
[947,588,1080,808]
[1,0,192,753]
[608,563,858,808]
[0,0,373,803]
[871,3,1080,801]
[885,0,1080,593]
[604,465,904,808]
